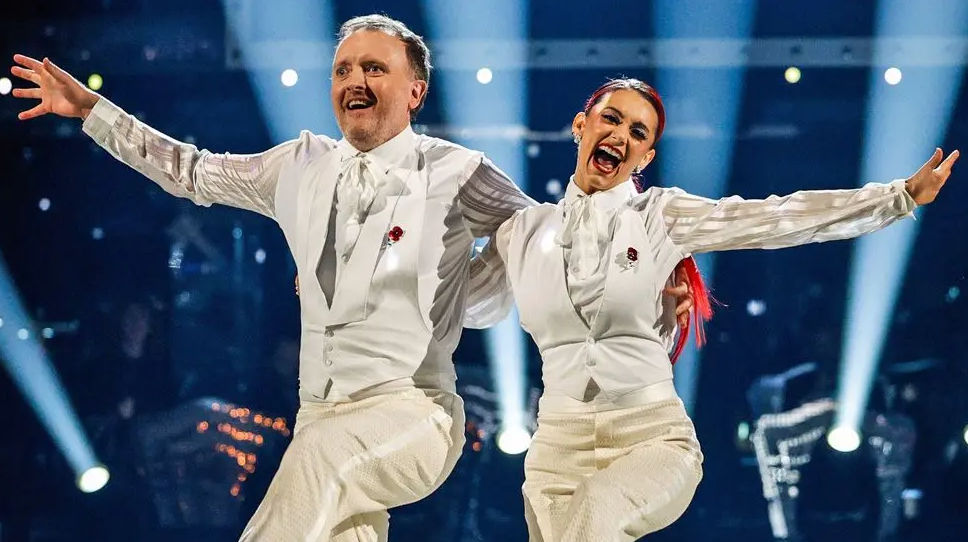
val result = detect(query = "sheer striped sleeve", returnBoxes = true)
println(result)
[653,180,917,254]
[458,155,535,328]
[83,97,302,218]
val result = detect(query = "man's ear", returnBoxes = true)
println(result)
[409,80,429,112]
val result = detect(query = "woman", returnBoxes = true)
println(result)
[485,78,958,542]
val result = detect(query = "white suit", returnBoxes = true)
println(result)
[82,98,535,541]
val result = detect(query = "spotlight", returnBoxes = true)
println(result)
[87,74,103,91]
[884,67,903,85]
[737,421,750,441]
[827,426,861,452]
[476,67,493,85]
[280,69,298,87]
[746,299,766,316]
[784,67,801,84]
[545,179,563,196]
[0,77,12,95]
[38,198,51,212]
[497,426,531,455]
[77,465,110,493]
[946,286,960,303]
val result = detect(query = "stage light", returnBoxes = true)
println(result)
[497,426,532,455]
[737,421,750,441]
[784,67,801,84]
[834,0,966,442]
[86,74,103,91]
[281,69,299,87]
[884,67,902,85]
[476,67,493,85]
[946,286,960,303]
[221,0,337,143]
[655,0,756,414]
[746,299,766,316]
[545,179,563,196]
[77,465,110,493]
[0,77,12,95]
[827,426,861,452]
[425,0,531,446]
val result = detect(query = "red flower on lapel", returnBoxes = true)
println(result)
[387,226,405,245]
[615,246,639,271]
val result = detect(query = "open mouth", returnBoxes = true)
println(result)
[345,97,376,111]
[591,144,624,175]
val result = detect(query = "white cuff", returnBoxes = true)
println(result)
[81,96,123,143]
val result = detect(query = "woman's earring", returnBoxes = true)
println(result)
[573,134,581,144]
[633,166,644,174]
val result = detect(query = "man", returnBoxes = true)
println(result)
[11,14,693,541]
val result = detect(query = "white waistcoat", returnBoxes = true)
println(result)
[503,203,682,400]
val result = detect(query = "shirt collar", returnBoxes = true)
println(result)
[563,176,637,212]
[337,125,417,171]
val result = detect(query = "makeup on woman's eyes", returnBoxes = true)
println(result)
[601,108,650,140]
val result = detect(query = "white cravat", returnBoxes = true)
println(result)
[557,192,607,280]
[337,152,391,260]
[557,178,636,325]
[317,152,392,304]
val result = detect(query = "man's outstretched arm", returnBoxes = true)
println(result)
[11,54,295,217]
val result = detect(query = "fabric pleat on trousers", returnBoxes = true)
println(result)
[522,391,703,542]
[239,388,465,542]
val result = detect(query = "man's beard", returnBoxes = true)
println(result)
[343,116,387,151]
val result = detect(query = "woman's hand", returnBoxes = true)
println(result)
[663,265,694,329]
[905,148,959,205]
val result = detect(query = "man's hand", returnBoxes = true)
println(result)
[663,264,694,329]
[11,54,100,120]
[905,148,959,205]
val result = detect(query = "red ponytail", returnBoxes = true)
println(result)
[669,257,715,365]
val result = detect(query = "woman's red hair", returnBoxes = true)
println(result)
[584,78,713,364]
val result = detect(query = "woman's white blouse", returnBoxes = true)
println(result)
[478,177,916,400]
